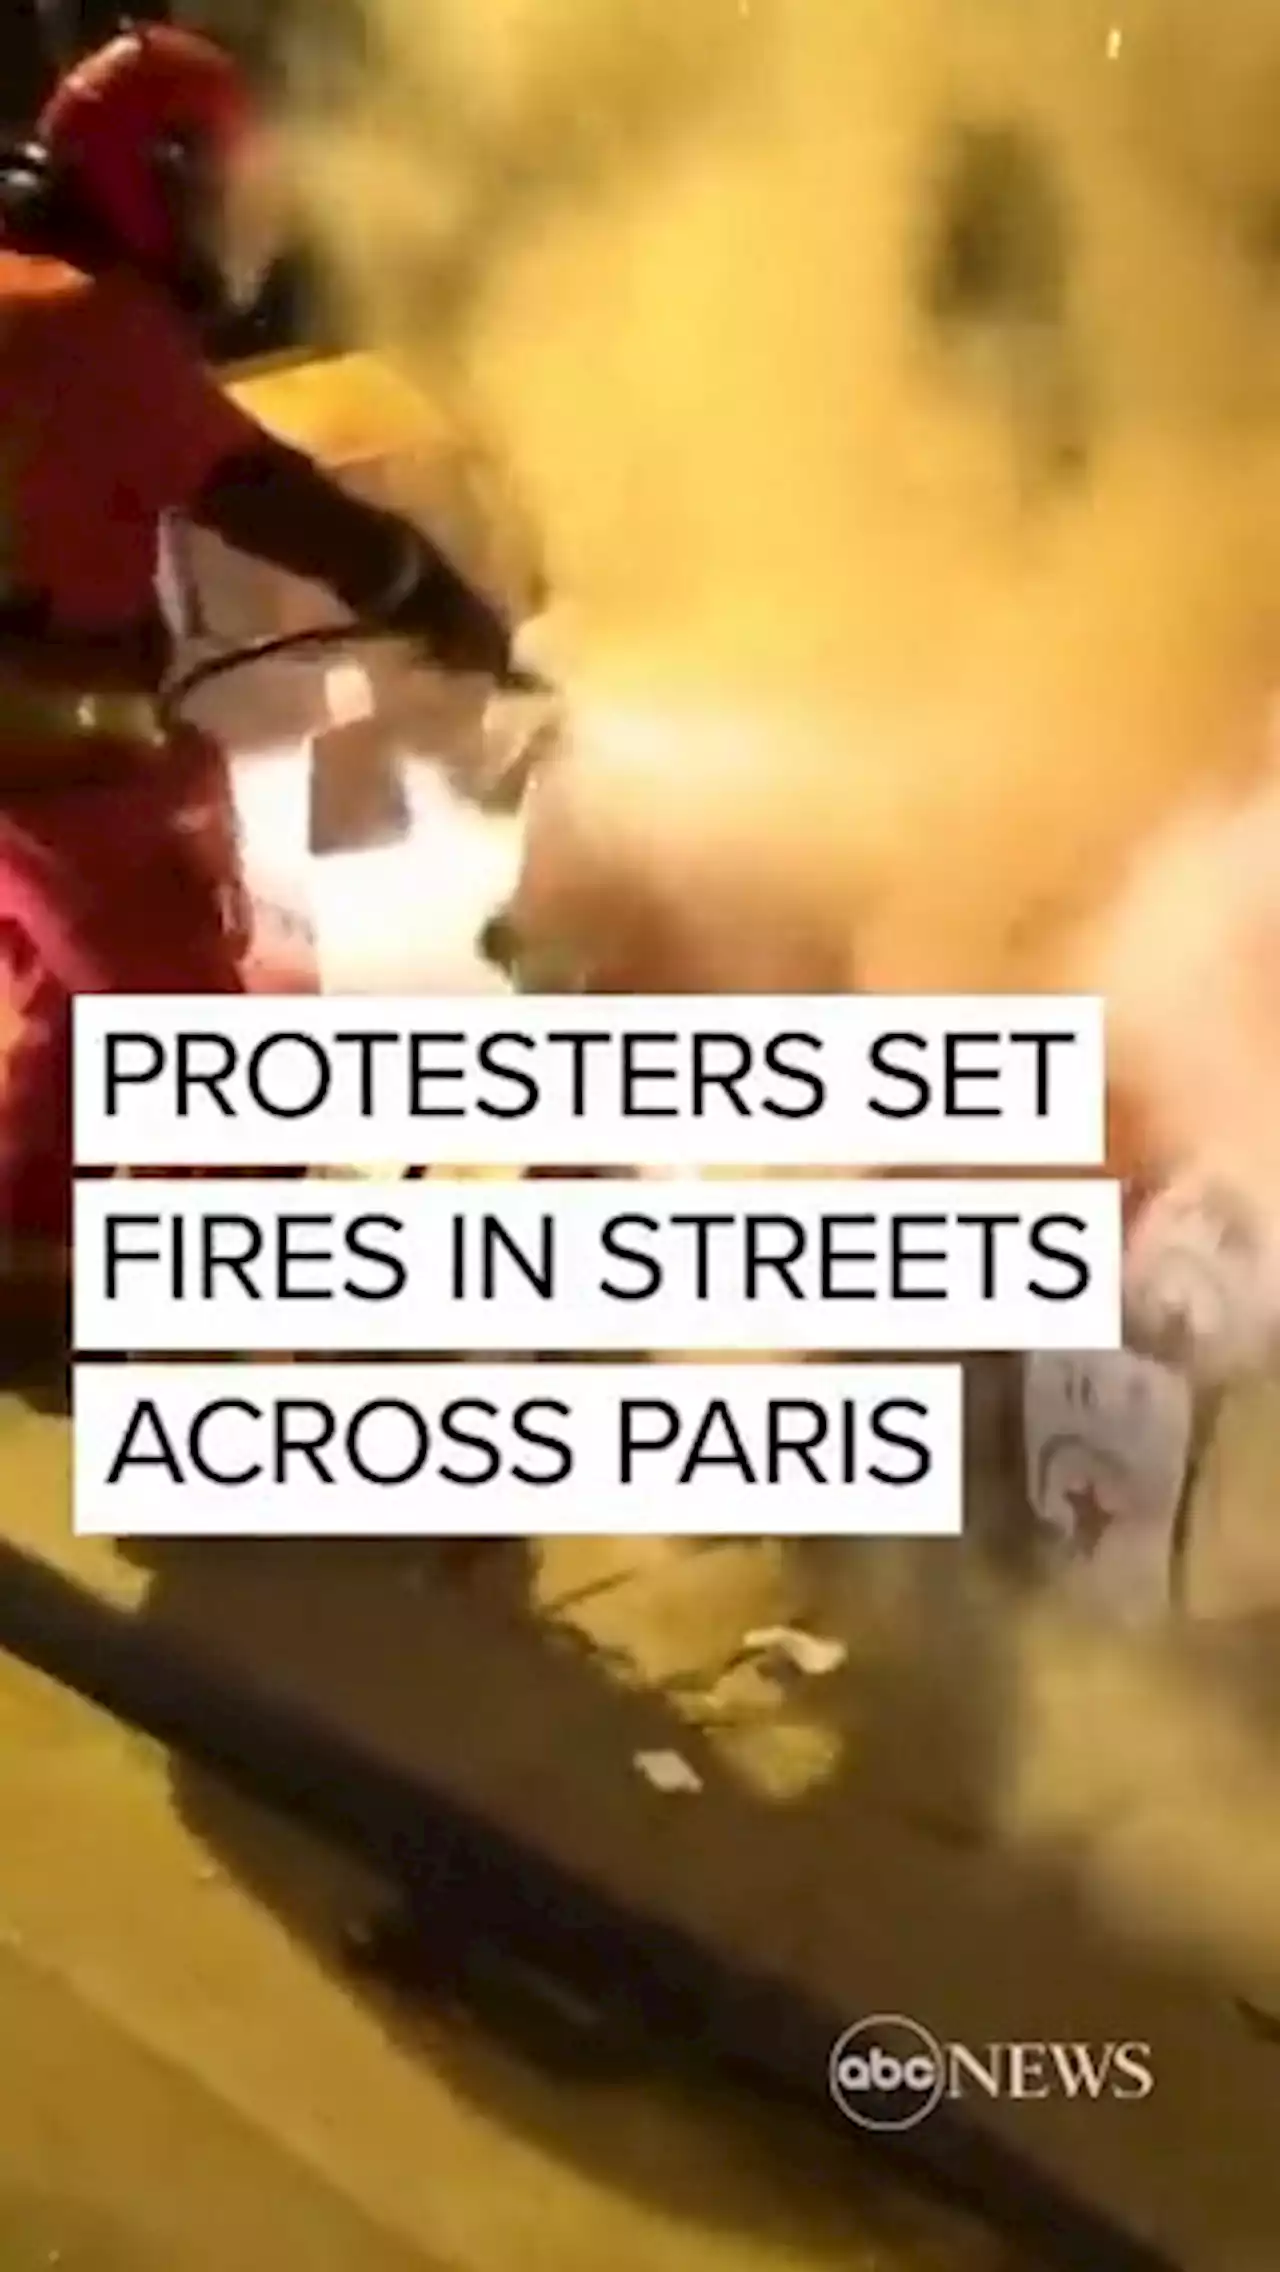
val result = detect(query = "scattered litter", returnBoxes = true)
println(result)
[633,1749,705,1795]
[742,1625,848,1678]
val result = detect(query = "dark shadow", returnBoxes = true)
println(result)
[6,1342,1280,2262]
[102,1427,1279,2272]
[124,1526,1045,2271]
[151,1757,1037,2272]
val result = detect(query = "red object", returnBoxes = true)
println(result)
[0,230,266,1250]
[0,731,247,1245]
[38,27,251,279]
[0,255,259,633]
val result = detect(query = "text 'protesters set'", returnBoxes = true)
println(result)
[70,994,1119,1538]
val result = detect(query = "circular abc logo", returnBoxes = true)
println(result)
[828,2015,947,2131]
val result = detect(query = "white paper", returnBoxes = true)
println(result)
[1023,1347,1194,1623]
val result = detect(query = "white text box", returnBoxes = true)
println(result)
[73,1362,964,1538]
[73,1176,1122,1354]
[72,994,1105,1170]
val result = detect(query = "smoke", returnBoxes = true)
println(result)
[287,0,1280,2000]
[291,0,1280,1003]
[1003,1597,1280,2000]
[1089,758,1280,1225]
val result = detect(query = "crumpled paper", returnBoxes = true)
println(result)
[1019,1174,1277,1624]
[1123,1175,1280,1385]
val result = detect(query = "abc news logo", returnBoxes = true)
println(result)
[829,2015,1155,2132]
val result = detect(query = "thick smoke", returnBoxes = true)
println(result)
[290,0,1280,2002]
[295,0,1280,1012]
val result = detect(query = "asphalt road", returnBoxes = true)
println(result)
[0,1641,1024,2272]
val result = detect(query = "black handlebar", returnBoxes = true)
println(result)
[158,620,551,734]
